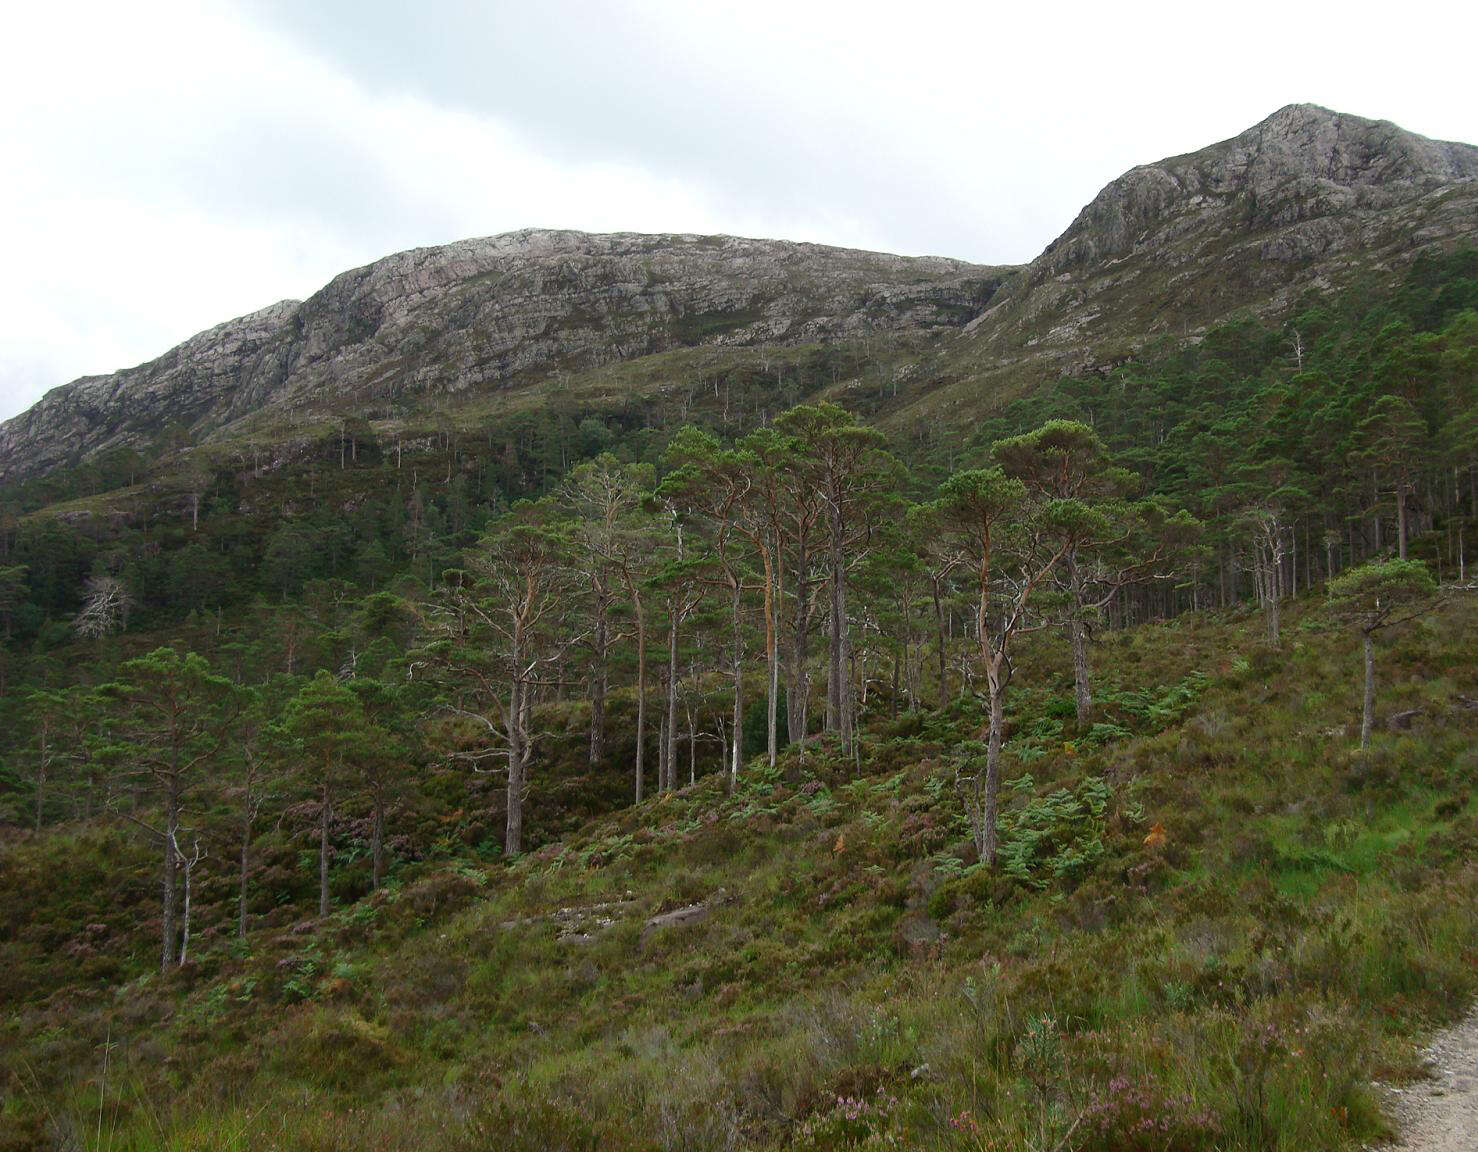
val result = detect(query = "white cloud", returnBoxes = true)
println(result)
[2,0,1476,421]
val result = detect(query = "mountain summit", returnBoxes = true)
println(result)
[914,104,1478,411]
[1039,103,1478,277]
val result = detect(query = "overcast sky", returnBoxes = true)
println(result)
[2,1,1475,422]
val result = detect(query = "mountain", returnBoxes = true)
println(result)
[896,105,1478,420]
[0,233,1005,483]
[2,105,1475,485]
[3,104,1477,1151]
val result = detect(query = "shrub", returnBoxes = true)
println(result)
[999,776,1111,888]
[794,1087,903,1149]
[270,1007,402,1093]
[1078,1076,1220,1151]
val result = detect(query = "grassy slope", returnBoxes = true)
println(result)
[2,593,1474,1151]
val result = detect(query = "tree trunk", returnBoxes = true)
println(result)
[632,589,646,803]
[688,708,697,787]
[762,545,778,768]
[730,580,743,789]
[657,705,669,793]
[588,604,607,764]
[238,808,252,940]
[933,581,948,709]
[839,602,854,753]
[981,660,1005,867]
[827,510,845,737]
[788,550,810,746]
[178,844,194,966]
[162,771,179,972]
[1396,484,1408,560]
[666,613,680,793]
[1290,523,1298,598]
[1067,556,1092,726]
[768,640,780,767]
[1360,631,1375,750]
[826,586,840,732]
[975,514,1003,867]
[33,725,46,832]
[319,775,332,916]
[371,792,384,890]
[1070,612,1092,727]
[505,683,525,857]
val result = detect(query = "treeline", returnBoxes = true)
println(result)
[425,408,1199,859]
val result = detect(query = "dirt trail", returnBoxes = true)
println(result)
[1388,1008,1478,1151]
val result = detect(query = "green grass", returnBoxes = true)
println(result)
[2,595,1475,1150]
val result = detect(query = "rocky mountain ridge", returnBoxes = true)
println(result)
[3,104,1476,483]
[1038,103,1478,279]
[939,104,1478,393]
[0,232,1005,482]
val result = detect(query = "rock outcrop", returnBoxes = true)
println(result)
[0,231,1007,482]
[948,104,1478,384]
[1038,103,1478,279]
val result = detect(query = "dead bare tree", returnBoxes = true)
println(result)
[172,831,206,966]
[74,576,132,639]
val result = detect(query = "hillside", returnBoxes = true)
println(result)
[0,104,1476,1152]
[2,594,1474,1150]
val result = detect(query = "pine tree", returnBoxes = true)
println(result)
[101,649,239,970]
[1326,559,1439,748]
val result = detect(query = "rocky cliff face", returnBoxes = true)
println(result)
[4,106,1476,481]
[949,105,1478,383]
[0,301,305,484]
[1038,104,1478,277]
[0,231,1006,482]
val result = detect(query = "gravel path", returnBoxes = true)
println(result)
[1388,1008,1478,1151]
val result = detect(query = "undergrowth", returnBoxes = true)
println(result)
[1,595,1475,1151]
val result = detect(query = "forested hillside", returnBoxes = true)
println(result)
[0,237,1473,1149]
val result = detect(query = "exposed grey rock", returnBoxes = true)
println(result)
[0,231,1005,483]
[642,902,709,935]
[639,889,734,949]
[943,104,1478,399]
[4,106,1476,482]
[1386,708,1426,731]
[1036,104,1478,280]
[0,300,302,483]
[499,895,637,943]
